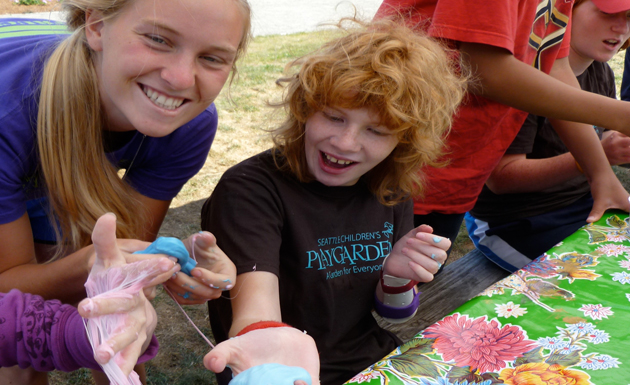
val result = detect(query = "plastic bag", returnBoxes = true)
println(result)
[84,258,165,385]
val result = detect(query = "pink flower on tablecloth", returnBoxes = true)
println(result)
[349,370,382,383]
[606,232,630,242]
[422,314,536,373]
[596,244,630,256]
[620,259,630,270]
[578,304,613,320]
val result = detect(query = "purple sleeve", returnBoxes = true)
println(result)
[0,289,159,372]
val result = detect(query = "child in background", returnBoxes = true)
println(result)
[376,0,630,250]
[200,18,466,385]
[467,0,630,271]
[0,0,250,382]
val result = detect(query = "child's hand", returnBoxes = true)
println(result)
[165,231,236,304]
[204,326,320,385]
[587,171,630,223]
[601,131,630,166]
[383,225,450,282]
[86,215,180,299]
[78,290,157,376]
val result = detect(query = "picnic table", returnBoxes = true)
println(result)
[347,211,630,385]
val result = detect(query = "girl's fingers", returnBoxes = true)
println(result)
[413,232,451,251]
[144,259,180,287]
[143,286,159,300]
[402,247,443,275]
[404,238,447,263]
[414,224,434,234]
[408,261,435,282]
[91,213,124,269]
[114,338,144,376]
[191,269,234,291]
[78,293,141,318]
[95,311,145,365]
[204,349,230,373]
[164,275,221,303]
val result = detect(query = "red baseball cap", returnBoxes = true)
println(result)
[591,0,630,13]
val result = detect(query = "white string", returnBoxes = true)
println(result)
[163,286,215,349]
[164,234,215,349]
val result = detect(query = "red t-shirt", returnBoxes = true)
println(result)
[376,0,573,214]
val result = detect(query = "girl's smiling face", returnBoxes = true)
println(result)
[304,107,399,187]
[85,0,245,136]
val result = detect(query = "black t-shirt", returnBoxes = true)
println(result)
[471,61,615,223]
[202,150,412,385]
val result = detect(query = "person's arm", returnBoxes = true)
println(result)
[546,58,629,221]
[203,271,320,385]
[461,43,630,220]
[134,194,171,242]
[0,289,107,371]
[229,271,282,337]
[200,158,320,383]
[486,153,581,194]
[0,229,173,374]
[0,208,167,303]
[0,214,100,303]
[488,131,630,195]
[0,192,168,302]
[459,43,630,132]
[373,225,449,323]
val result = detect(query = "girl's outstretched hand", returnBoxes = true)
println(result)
[383,224,450,282]
[204,327,320,385]
[165,231,236,304]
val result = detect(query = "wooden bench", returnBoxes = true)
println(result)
[377,248,511,341]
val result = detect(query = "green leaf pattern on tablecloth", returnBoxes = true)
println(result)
[346,212,630,385]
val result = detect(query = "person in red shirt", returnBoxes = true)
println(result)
[375,0,630,251]
[467,0,630,271]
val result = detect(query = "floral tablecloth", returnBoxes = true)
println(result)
[346,211,630,385]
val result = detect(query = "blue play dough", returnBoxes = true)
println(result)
[133,237,197,275]
[229,363,311,385]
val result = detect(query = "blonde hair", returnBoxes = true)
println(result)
[271,18,467,205]
[38,0,251,259]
